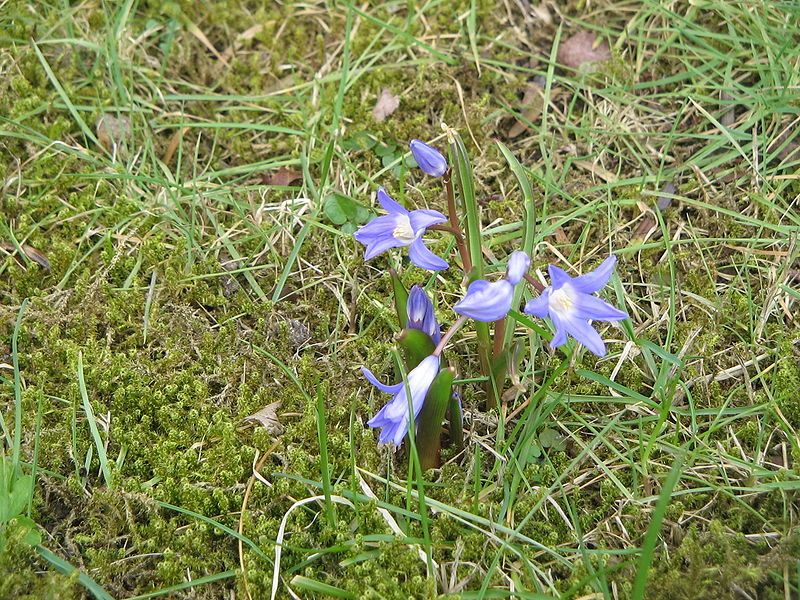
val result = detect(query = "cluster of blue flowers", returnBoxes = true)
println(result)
[354,139,628,447]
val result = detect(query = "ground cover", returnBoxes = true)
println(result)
[1,0,799,598]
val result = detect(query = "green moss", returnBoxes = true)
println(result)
[643,521,799,600]
[1,0,798,597]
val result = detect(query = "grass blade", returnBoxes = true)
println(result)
[290,575,355,598]
[36,545,115,600]
[316,384,337,528]
[630,452,685,600]
[77,352,113,488]
[11,299,29,472]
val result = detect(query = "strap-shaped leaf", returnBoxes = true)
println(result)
[447,390,464,451]
[396,328,435,370]
[415,367,454,471]
[389,268,408,329]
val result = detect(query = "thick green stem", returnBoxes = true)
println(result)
[449,132,495,408]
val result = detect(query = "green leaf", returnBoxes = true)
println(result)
[448,392,464,451]
[77,352,113,488]
[373,143,396,157]
[13,516,42,547]
[415,367,455,471]
[290,576,355,599]
[396,328,435,370]
[323,193,371,227]
[389,269,409,329]
[0,459,32,524]
[341,131,376,151]
[538,427,565,451]
[527,443,542,459]
[36,545,115,600]
[8,474,33,520]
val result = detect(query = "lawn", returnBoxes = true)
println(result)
[1,0,799,598]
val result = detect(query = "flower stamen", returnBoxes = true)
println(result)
[392,215,415,243]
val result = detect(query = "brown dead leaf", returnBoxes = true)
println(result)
[372,88,400,123]
[262,167,303,186]
[186,19,228,66]
[244,401,284,435]
[719,90,736,129]
[531,3,552,24]
[96,115,131,153]
[553,227,569,244]
[633,182,675,240]
[0,242,50,270]
[573,159,617,183]
[508,82,545,138]
[162,127,188,166]
[557,31,611,71]
[222,23,265,62]
[657,182,676,211]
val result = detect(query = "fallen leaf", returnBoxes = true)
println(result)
[633,182,675,239]
[573,159,617,182]
[0,242,50,270]
[262,167,303,186]
[286,319,311,349]
[162,127,188,166]
[719,90,736,129]
[96,115,131,153]
[657,182,676,211]
[221,23,265,62]
[557,31,611,71]
[553,227,569,244]
[186,19,228,65]
[531,3,552,24]
[372,88,400,123]
[244,401,284,435]
[508,82,544,138]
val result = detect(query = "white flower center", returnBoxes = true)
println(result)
[549,285,576,315]
[393,215,415,243]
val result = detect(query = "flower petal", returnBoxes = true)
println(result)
[549,311,569,349]
[410,139,448,177]
[353,214,396,242]
[454,279,514,322]
[570,256,617,294]
[573,292,627,321]
[523,290,550,317]
[562,316,606,357]
[354,214,411,260]
[506,251,531,285]
[407,285,441,343]
[377,187,407,214]
[409,209,447,233]
[361,366,403,395]
[408,238,448,271]
[547,264,572,289]
[382,356,439,420]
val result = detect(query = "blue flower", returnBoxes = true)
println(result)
[524,256,627,357]
[505,250,531,285]
[453,251,530,322]
[363,355,440,445]
[407,285,441,344]
[410,139,448,177]
[354,187,449,271]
